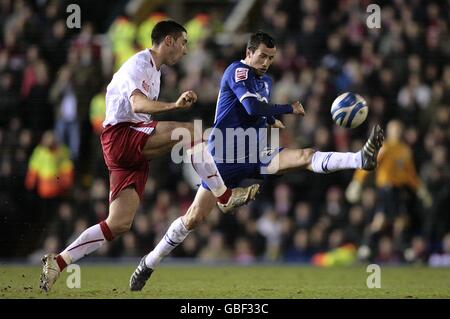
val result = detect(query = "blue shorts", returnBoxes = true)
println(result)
[201,147,283,190]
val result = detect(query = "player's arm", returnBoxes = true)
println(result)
[240,97,304,117]
[130,89,197,115]
[404,149,433,208]
[265,78,287,128]
[229,67,304,117]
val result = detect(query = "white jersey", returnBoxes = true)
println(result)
[103,49,161,127]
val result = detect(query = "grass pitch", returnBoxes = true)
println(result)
[0,264,449,299]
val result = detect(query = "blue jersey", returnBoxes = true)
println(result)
[209,61,275,163]
[202,60,293,189]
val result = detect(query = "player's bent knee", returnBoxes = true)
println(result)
[183,122,193,132]
[106,219,133,236]
[299,148,315,165]
[172,122,195,141]
[182,122,203,144]
[182,122,195,136]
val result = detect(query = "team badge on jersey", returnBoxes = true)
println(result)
[235,68,249,82]
[142,80,150,92]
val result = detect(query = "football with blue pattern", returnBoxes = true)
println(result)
[331,92,368,128]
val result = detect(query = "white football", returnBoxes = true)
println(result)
[331,92,368,128]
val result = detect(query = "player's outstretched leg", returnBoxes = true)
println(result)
[266,125,384,175]
[308,124,384,173]
[360,124,384,170]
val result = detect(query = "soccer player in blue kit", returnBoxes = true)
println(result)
[129,31,384,291]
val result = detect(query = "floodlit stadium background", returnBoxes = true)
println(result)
[0,0,448,268]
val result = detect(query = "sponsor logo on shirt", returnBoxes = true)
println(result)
[142,80,150,92]
[235,68,249,82]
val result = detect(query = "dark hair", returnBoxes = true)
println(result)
[151,20,187,45]
[247,31,276,52]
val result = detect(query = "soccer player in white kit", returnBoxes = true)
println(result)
[39,20,259,292]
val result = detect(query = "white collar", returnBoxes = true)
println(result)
[148,49,160,71]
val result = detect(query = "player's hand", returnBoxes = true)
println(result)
[271,119,286,129]
[176,90,198,109]
[345,181,362,204]
[291,101,305,116]
[417,185,433,208]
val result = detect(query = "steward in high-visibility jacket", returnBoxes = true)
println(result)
[108,16,137,71]
[25,131,74,198]
[137,12,167,49]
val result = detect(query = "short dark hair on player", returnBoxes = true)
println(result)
[247,31,276,52]
[151,20,187,45]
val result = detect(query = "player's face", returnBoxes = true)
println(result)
[167,32,188,65]
[247,44,276,76]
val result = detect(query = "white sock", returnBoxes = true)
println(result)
[62,221,113,263]
[311,151,362,173]
[188,142,227,197]
[145,217,191,269]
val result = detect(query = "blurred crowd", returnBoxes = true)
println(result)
[0,0,449,267]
